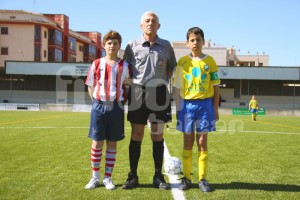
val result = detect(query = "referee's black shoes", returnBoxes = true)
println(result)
[153,174,170,190]
[122,173,139,189]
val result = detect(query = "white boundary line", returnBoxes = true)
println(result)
[164,141,186,200]
[215,130,300,135]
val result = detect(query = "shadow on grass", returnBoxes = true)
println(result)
[117,182,300,192]
[209,182,300,192]
[115,183,158,189]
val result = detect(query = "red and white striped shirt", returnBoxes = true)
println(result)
[85,58,131,101]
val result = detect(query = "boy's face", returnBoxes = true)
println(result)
[186,33,204,53]
[104,39,120,56]
[140,14,160,36]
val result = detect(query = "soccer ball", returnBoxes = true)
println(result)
[164,157,182,175]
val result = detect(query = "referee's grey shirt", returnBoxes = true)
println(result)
[123,35,177,87]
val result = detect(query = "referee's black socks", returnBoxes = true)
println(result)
[129,140,142,176]
[153,140,164,176]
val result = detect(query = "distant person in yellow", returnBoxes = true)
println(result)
[249,95,258,121]
[173,27,220,192]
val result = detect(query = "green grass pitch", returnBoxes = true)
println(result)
[0,111,299,200]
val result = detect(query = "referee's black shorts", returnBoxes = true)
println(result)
[127,84,172,125]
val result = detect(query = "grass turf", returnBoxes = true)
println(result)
[0,111,299,200]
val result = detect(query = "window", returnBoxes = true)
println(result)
[44,31,47,38]
[1,47,8,55]
[55,30,63,47]
[44,50,47,58]
[79,45,84,52]
[1,27,8,35]
[89,45,96,57]
[48,30,63,47]
[34,45,41,61]
[68,37,76,51]
[101,50,106,57]
[34,26,41,42]
[48,49,54,61]
[48,30,54,44]
[84,44,97,61]
[49,48,62,62]
[55,49,62,62]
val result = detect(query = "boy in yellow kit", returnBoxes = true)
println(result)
[173,27,220,192]
[249,95,259,121]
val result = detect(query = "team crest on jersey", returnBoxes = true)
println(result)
[204,65,209,71]
[184,66,208,93]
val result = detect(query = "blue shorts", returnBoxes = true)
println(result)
[250,108,257,113]
[176,98,216,133]
[88,100,125,141]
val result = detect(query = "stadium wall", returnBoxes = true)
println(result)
[0,90,90,104]
[219,88,300,109]
[1,90,299,116]
[2,61,300,116]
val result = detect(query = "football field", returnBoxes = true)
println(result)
[0,111,299,200]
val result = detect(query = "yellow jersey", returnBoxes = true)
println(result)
[249,99,258,109]
[173,54,220,99]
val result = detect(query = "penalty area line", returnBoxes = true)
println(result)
[164,141,186,200]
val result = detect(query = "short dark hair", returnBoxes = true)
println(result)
[103,30,122,45]
[186,27,204,41]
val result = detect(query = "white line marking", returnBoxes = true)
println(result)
[164,141,186,200]
[215,130,300,135]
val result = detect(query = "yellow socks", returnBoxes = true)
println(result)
[198,151,208,180]
[182,149,192,180]
[182,150,209,180]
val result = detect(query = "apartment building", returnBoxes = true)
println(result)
[0,10,102,73]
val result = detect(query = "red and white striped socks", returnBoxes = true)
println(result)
[104,149,116,178]
[90,147,102,179]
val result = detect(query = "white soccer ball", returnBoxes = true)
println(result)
[164,157,182,175]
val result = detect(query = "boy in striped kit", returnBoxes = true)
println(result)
[84,30,132,190]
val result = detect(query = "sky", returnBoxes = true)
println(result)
[1,0,300,66]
